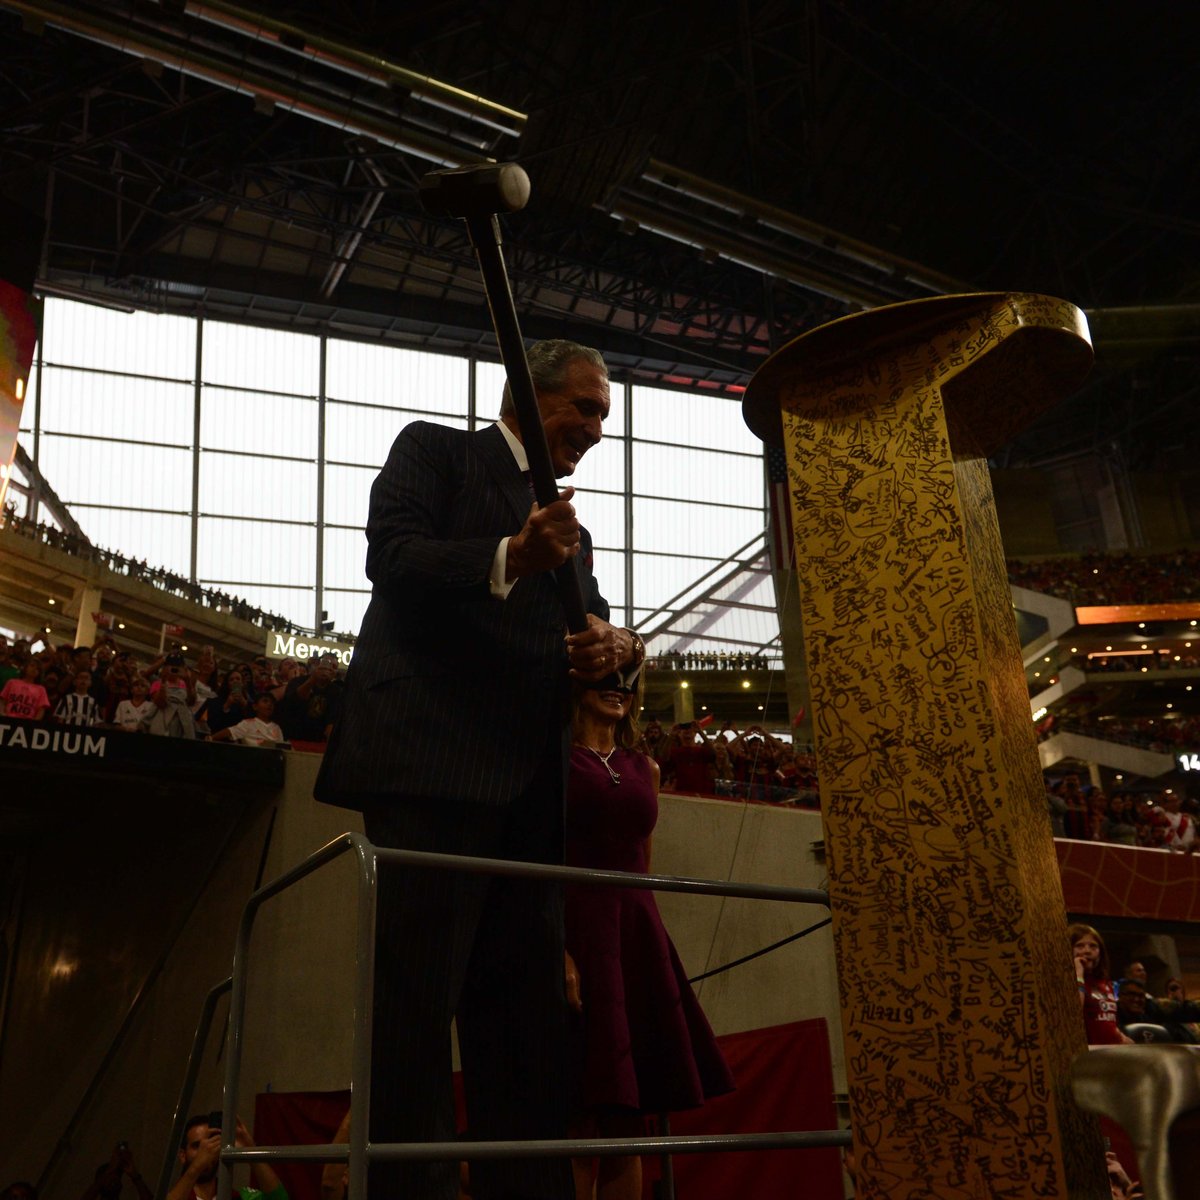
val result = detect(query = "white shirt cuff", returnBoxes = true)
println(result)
[489,537,516,599]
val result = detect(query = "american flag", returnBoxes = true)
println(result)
[766,445,795,572]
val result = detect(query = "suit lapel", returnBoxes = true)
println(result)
[474,423,534,526]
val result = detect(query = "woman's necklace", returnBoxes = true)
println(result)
[583,744,621,785]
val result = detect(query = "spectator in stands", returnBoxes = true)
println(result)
[1130,799,1162,848]
[114,677,155,732]
[1114,977,1168,1042]
[249,656,276,699]
[142,652,196,738]
[212,693,284,747]
[43,661,71,706]
[79,1143,153,1200]
[665,721,716,794]
[1045,780,1068,837]
[1060,774,1089,840]
[1,1184,38,1200]
[1154,790,1196,852]
[55,668,99,726]
[1085,790,1110,841]
[196,669,252,736]
[277,654,342,744]
[1116,976,1200,1043]
[70,644,94,681]
[1102,793,1138,847]
[1166,977,1200,1042]
[704,733,729,785]
[1069,923,1132,1046]
[167,1114,286,1200]
[53,642,75,677]
[1123,961,1148,987]
[192,645,219,694]
[0,657,50,721]
[728,725,784,800]
[0,635,18,687]
[99,652,136,724]
[269,658,302,702]
[89,640,116,710]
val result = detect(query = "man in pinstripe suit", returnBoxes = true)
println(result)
[316,341,643,1200]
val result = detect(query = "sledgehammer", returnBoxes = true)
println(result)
[418,162,588,634]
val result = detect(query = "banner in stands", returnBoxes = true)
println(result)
[0,717,283,787]
[265,631,354,667]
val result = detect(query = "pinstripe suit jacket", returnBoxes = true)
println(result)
[315,420,608,809]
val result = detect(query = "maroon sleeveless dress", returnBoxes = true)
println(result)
[565,745,735,1114]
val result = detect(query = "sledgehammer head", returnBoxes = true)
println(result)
[418,162,531,218]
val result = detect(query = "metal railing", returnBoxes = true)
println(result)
[167,831,845,1200]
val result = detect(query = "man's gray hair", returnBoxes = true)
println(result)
[499,339,607,416]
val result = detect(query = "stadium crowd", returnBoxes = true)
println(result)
[1038,712,1200,753]
[641,718,820,807]
[647,650,780,672]
[2,506,306,637]
[1007,547,1200,604]
[1045,772,1198,851]
[0,633,342,748]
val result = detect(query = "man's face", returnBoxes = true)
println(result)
[312,658,337,686]
[535,359,610,477]
[1118,982,1147,1019]
[179,1123,218,1182]
[1167,979,1185,1001]
[1126,961,1148,985]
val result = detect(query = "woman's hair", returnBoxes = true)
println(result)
[615,670,646,750]
[1067,922,1111,979]
[217,668,246,701]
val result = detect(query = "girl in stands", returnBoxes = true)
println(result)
[1069,923,1132,1046]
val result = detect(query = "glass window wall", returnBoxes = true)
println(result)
[13,299,777,654]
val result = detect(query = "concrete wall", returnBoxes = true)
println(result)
[3,755,838,1198]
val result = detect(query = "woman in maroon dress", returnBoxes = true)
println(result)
[565,675,734,1200]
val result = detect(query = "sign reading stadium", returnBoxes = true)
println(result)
[265,632,354,667]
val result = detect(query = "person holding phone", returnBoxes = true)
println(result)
[167,1114,287,1200]
[196,669,252,736]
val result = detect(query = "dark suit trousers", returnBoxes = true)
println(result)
[362,739,573,1200]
